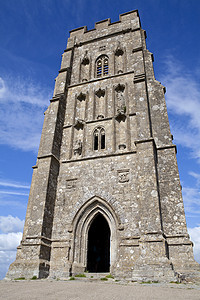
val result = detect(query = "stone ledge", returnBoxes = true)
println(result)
[157,144,177,153]
[63,113,136,128]
[37,153,60,163]
[67,70,135,89]
[62,150,137,163]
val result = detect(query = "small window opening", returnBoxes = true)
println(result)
[96,56,109,78]
[94,132,98,150]
[103,58,108,75]
[101,132,105,149]
[93,127,105,151]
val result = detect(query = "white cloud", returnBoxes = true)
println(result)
[189,172,200,186]
[188,226,200,264]
[0,77,6,97]
[0,199,27,209]
[0,76,49,107]
[161,56,200,161]
[0,180,30,189]
[0,215,24,233]
[0,250,17,280]
[182,186,200,215]
[0,191,29,196]
[0,76,51,152]
[0,232,22,251]
[0,231,22,279]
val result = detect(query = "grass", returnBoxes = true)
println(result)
[31,276,37,280]
[75,274,86,278]
[100,277,108,281]
[14,277,25,280]
[105,274,114,279]
[69,277,75,280]
[140,280,159,284]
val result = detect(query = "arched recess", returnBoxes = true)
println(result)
[70,196,119,273]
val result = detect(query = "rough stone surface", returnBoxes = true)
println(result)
[6,10,200,282]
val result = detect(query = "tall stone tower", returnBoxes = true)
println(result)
[7,10,199,282]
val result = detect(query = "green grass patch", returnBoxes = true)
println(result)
[140,281,152,284]
[140,280,159,284]
[75,274,86,278]
[101,277,108,281]
[14,277,25,280]
[69,276,75,280]
[31,276,37,280]
[105,274,114,279]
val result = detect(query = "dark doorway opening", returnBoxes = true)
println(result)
[87,214,110,272]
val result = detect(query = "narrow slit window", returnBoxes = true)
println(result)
[101,131,105,149]
[94,131,98,150]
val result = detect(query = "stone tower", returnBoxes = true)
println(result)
[6,10,200,282]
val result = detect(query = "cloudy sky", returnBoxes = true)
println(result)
[0,0,200,279]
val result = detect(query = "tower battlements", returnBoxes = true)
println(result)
[67,10,141,49]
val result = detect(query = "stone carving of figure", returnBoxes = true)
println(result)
[116,90,126,115]
[73,139,82,156]
[117,90,125,105]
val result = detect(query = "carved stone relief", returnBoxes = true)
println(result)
[115,84,126,121]
[95,88,106,119]
[81,51,90,82]
[77,92,86,101]
[115,42,124,74]
[99,46,106,51]
[95,88,105,98]
[74,117,85,130]
[97,114,104,119]
[66,178,77,189]
[117,169,130,183]
[73,139,82,156]
[76,92,86,122]
[118,144,126,150]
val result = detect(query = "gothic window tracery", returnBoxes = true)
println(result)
[96,55,109,78]
[93,127,105,151]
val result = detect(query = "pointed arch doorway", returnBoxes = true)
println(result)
[71,196,119,275]
[87,213,110,272]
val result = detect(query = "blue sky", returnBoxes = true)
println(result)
[0,0,200,279]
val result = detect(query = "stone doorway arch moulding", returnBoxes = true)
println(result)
[70,196,120,274]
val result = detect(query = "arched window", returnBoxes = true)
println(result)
[96,55,109,78]
[93,127,105,150]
